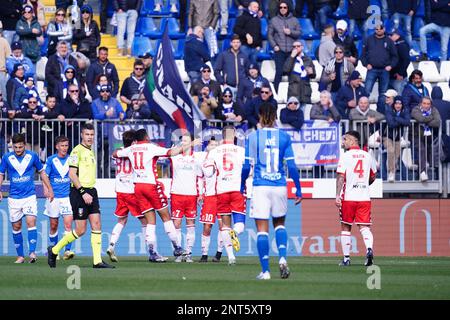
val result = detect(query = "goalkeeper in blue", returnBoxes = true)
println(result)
[241,102,302,280]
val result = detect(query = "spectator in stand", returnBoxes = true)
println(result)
[190,64,222,105]
[318,24,336,67]
[214,34,250,98]
[283,40,315,110]
[100,0,108,33]
[333,19,358,66]
[304,0,339,32]
[154,0,178,14]
[13,76,41,110]
[402,69,430,113]
[126,93,151,120]
[179,0,188,33]
[319,45,354,101]
[237,63,270,107]
[139,52,153,76]
[432,86,450,124]
[361,21,398,103]
[90,74,108,101]
[91,84,125,121]
[42,95,64,121]
[54,65,82,102]
[71,51,90,98]
[45,40,79,96]
[280,96,304,130]
[233,1,263,65]
[268,0,301,93]
[40,94,65,155]
[46,8,73,57]
[114,0,142,57]
[411,97,441,182]
[73,4,100,61]
[26,0,46,32]
[215,87,244,122]
[244,84,277,128]
[310,90,341,122]
[268,0,294,19]
[86,47,119,100]
[347,0,369,39]
[188,0,220,59]
[0,23,11,96]
[120,59,146,110]
[383,96,411,182]
[0,0,23,45]
[60,83,92,124]
[16,4,42,64]
[6,63,25,111]
[335,70,368,119]
[419,0,450,61]
[219,0,234,35]
[235,0,264,17]
[377,89,397,116]
[387,0,417,49]
[184,26,210,85]
[388,28,410,95]
[198,85,219,119]
[6,41,35,79]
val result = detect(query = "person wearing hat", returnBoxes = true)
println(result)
[16,4,42,64]
[388,28,410,96]
[6,63,26,110]
[215,87,244,122]
[378,89,398,115]
[54,65,81,102]
[333,19,358,66]
[0,0,23,45]
[13,75,41,110]
[280,96,304,130]
[190,64,222,106]
[0,20,11,97]
[26,1,47,31]
[126,93,151,120]
[237,63,270,107]
[244,83,278,129]
[335,70,368,119]
[73,4,100,60]
[383,95,411,182]
[6,41,35,79]
[184,26,210,85]
[91,84,125,121]
[138,52,153,76]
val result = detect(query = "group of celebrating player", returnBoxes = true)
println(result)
[0,102,377,279]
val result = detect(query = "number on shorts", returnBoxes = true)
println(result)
[204,214,214,222]
[133,152,144,170]
[354,159,364,178]
[222,153,234,172]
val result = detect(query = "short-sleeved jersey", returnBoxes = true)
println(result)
[0,150,43,199]
[114,154,134,194]
[245,128,295,187]
[170,152,202,196]
[336,146,377,201]
[45,154,70,198]
[208,142,245,194]
[116,141,169,185]
[201,155,218,197]
[68,144,97,188]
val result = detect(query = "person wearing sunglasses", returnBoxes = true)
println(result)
[92,84,125,121]
[73,4,100,60]
[215,87,244,123]
[244,84,277,129]
[25,0,47,31]
[14,93,45,152]
[120,60,146,109]
[332,19,358,66]
[16,5,42,64]
[46,8,72,57]
[54,65,81,102]
[237,63,270,107]
[190,64,222,107]
[13,76,41,111]
[60,83,92,120]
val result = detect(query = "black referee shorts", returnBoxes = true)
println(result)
[70,187,101,220]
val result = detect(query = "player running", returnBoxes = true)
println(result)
[112,129,196,259]
[336,130,377,267]
[0,133,54,264]
[207,125,246,265]
[107,129,167,263]
[241,103,302,280]
[44,136,75,261]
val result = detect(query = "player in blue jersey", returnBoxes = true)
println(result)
[241,102,303,280]
[0,133,54,264]
[44,136,75,261]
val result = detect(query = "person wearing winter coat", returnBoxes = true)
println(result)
[16,5,42,63]
[402,69,430,113]
[335,70,368,119]
[46,8,73,57]
[310,90,341,122]
[280,96,304,130]
[73,4,101,60]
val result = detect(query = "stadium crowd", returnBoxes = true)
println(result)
[0,0,449,183]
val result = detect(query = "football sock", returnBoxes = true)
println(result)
[28,227,37,254]
[360,227,374,251]
[146,224,157,254]
[275,225,287,264]
[341,231,351,259]
[221,228,235,260]
[64,231,73,252]
[91,230,102,265]
[257,232,270,273]
[52,230,78,255]
[201,234,210,256]
[109,223,124,250]
[186,225,195,253]
[233,222,245,235]
[217,231,224,253]
[163,221,181,247]
[12,230,24,257]
[49,232,58,247]
[176,228,182,247]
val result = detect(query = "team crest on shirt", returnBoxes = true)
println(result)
[9,154,32,177]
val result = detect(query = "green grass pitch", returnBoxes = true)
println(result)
[1,256,450,299]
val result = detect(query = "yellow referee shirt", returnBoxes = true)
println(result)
[68,144,97,188]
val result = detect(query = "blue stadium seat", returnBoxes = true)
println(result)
[132,36,153,57]
[310,39,321,59]
[427,39,442,61]
[332,0,348,19]
[141,0,171,16]
[412,17,425,39]
[300,39,311,57]
[355,40,363,58]
[229,1,238,18]
[415,0,425,18]
[221,38,231,51]
[136,17,163,38]
[166,18,184,39]
[107,0,114,18]
[261,18,268,40]
[257,41,273,61]
[369,0,381,7]
[172,39,185,59]
[299,18,320,40]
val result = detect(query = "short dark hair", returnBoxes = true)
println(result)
[55,135,69,145]
[81,122,95,132]
[346,130,360,143]
[409,69,423,83]
[98,47,108,53]
[135,128,148,142]
[134,59,144,67]
[12,133,26,144]
[231,34,240,41]
[46,95,57,101]
[122,130,136,148]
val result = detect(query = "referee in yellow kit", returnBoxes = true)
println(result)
[48,123,114,268]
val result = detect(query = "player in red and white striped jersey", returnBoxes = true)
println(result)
[336,130,377,267]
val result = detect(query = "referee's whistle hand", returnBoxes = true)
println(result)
[83,193,93,205]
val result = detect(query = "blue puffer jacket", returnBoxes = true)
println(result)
[183,34,210,73]
[402,82,430,112]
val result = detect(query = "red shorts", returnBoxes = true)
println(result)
[134,182,168,213]
[340,201,372,225]
[217,191,246,216]
[115,192,143,218]
[171,194,198,219]
[200,195,217,224]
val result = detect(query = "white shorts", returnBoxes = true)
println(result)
[44,197,72,218]
[8,195,38,223]
[250,186,287,220]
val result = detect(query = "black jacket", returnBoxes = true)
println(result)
[333,34,358,62]
[233,10,263,49]
[60,96,92,119]
[73,19,101,60]
[390,37,410,79]
[362,34,398,69]
[387,0,418,15]
[244,96,278,128]
[45,54,80,96]
[86,59,120,99]
[335,82,368,119]
[0,0,23,30]
[280,107,304,130]
[432,86,450,124]
[425,0,450,26]
[347,0,370,20]
[113,0,143,11]
[384,105,411,141]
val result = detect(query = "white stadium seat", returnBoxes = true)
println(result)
[175,60,189,82]
[437,82,450,101]
[406,62,414,78]
[418,61,444,82]
[355,60,367,81]
[261,60,275,83]
[276,82,289,103]
[368,81,379,103]
[423,82,432,95]
[440,61,450,82]
[312,60,323,82]
[36,57,47,81]
[311,82,320,103]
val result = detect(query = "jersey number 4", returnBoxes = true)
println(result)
[354,159,364,178]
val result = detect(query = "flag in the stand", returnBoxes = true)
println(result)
[143,26,205,133]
